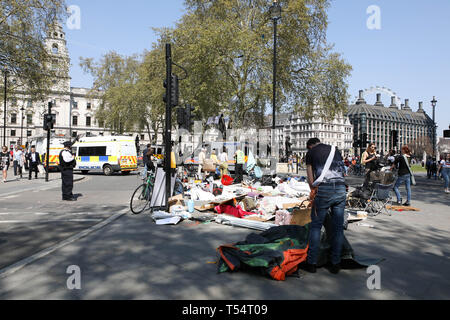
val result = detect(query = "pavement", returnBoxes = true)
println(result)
[0,169,449,300]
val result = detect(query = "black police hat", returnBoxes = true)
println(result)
[63,141,72,148]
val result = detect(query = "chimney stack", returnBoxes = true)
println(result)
[389,96,398,109]
[403,99,412,111]
[374,93,384,106]
[417,101,424,113]
[356,90,366,105]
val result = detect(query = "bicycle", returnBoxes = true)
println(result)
[130,170,155,214]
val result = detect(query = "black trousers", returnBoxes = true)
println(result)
[61,169,74,199]
[29,163,39,179]
[13,161,22,176]
[235,164,244,183]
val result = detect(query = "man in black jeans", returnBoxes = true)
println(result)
[302,138,347,275]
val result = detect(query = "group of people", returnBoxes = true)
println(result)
[197,147,245,183]
[0,142,77,201]
[0,145,44,182]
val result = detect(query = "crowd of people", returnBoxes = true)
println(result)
[0,145,43,183]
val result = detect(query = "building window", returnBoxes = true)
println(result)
[86,116,91,127]
[27,130,32,137]
[86,132,92,137]
[52,44,59,54]
[11,130,16,137]
[72,116,78,126]
[72,131,77,138]
[141,134,145,140]
[11,113,17,124]
[72,101,78,109]
[87,102,92,109]
[27,114,33,125]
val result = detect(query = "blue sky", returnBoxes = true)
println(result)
[64,0,449,136]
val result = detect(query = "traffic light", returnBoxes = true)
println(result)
[43,114,55,131]
[163,74,179,107]
[177,107,185,129]
[362,133,368,147]
[185,104,195,131]
[444,129,450,138]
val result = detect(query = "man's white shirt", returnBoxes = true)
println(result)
[62,149,75,163]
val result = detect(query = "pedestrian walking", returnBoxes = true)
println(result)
[288,154,294,173]
[392,145,415,207]
[1,146,10,183]
[26,146,41,180]
[59,141,77,201]
[361,143,378,186]
[13,145,24,178]
[426,157,432,179]
[142,144,151,176]
[197,148,206,181]
[234,146,245,183]
[218,147,229,178]
[302,138,346,275]
[438,154,450,194]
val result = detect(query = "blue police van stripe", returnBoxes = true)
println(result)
[81,157,90,162]
[100,156,109,162]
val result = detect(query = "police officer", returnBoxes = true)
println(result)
[60,141,77,201]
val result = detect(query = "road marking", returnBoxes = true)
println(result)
[0,219,103,224]
[2,195,19,199]
[0,208,128,279]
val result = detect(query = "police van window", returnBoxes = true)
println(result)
[79,146,107,157]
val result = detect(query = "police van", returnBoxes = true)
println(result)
[72,136,138,176]
[28,135,66,171]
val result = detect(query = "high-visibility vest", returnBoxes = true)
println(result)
[236,150,245,164]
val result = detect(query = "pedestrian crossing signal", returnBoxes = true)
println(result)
[43,114,56,131]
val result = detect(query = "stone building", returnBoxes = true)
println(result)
[0,23,154,148]
[347,91,435,156]
[268,108,354,158]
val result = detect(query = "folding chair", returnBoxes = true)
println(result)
[364,183,393,216]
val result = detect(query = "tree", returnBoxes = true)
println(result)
[80,50,166,142]
[157,0,352,127]
[80,52,142,134]
[0,0,67,102]
[410,135,433,157]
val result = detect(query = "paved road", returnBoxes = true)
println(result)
[0,170,448,299]
[0,171,142,271]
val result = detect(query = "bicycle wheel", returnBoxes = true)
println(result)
[130,184,152,214]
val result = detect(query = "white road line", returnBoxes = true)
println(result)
[0,208,128,279]
[2,195,19,199]
[0,219,103,224]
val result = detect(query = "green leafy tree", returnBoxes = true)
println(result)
[160,0,352,127]
[0,0,67,102]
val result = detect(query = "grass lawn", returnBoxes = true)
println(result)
[411,164,427,173]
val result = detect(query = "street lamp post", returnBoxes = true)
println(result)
[431,96,437,158]
[269,0,281,159]
[20,106,25,147]
[3,68,8,147]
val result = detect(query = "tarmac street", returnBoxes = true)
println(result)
[0,169,449,300]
